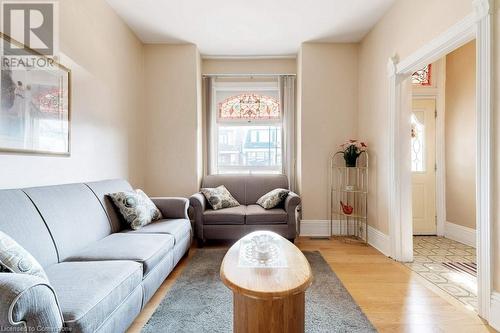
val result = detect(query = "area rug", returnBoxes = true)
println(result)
[143,249,376,333]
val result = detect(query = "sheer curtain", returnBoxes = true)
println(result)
[280,75,296,192]
[203,76,214,176]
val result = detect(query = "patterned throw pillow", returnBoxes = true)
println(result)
[0,231,49,281]
[201,185,240,210]
[257,188,290,209]
[109,189,163,230]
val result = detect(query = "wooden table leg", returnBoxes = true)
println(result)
[233,292,305,333]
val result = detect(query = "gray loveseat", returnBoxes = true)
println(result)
[190,174,300,245]
[0,179,191,333]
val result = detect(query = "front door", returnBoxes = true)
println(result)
[411,99,437,235]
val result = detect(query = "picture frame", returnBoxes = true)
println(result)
[0,32,71,156]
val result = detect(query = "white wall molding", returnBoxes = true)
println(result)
[201,54,297,60]
[474,0,493,320]
[367,226,390,256]
[435,59,447,237]
[396,14,476,74]
[300,220,390,256]
[473,0,492,20]
[387,0,492,320]
[300,220,331,237]
[444,222,476,248]
[490,292,500,331]
[386,56,405,261]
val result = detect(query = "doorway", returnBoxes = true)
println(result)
[407,41,478,312]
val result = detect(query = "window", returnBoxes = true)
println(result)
[411,112,425,172]
[211,81,283,174]
[219,94,280,120]
[412,64,432,86]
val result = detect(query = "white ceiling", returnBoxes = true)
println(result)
[106,0,395,57]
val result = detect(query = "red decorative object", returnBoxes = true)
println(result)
[411,64,432,86]
[340,201,353,215]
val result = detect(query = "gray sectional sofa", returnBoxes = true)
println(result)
[0,179,192,333]
[190,174,300,245]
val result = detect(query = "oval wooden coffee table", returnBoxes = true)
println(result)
[220,231,312,333]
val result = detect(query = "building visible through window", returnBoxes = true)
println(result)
[211,81,282,174]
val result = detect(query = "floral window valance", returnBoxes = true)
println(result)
[32,87,64,114]
[411,64,432,86]
[218,94,280,120]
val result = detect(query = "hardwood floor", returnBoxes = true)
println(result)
[127,237,494,333]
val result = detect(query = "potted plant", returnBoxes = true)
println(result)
[339,140,367,167]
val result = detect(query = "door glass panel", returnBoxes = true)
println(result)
[411,112,425,172]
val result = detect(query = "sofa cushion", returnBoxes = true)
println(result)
[23,183,112,262]
[0,231,49,281]
[201,175,289,205]
[257,188,289,209]
[122,218,191,245]
[201,185,240,210]
[64,233,174,275]
[109,189,163,230]
[203,206,246,225]
[245,204,287,224]
[85,179,134,233]
[0,190,58,267]
[45,261,142,333]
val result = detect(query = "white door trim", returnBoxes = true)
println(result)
[387,0,492,321]
[435,60,447,237]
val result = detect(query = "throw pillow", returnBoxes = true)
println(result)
[257,188,290,209]
[201,185,240,210]
[109,189,163,230]
[0,231,49,281]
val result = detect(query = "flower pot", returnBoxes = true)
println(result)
[343,145,360,167]
[344,154,358,167]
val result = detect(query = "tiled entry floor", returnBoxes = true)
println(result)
[404,236,477,311]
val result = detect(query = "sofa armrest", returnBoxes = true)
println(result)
[151,197,189,219]
[0,273,63,332]
[285,192,301,239]
[284,191,301,214]
[189,192,206,212]
[189,193,206,240]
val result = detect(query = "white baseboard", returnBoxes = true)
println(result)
[444,221,476,248]
[490,292,500,331]
[368,225,390,256]
[300,220,390,256]
[299,220,331,237]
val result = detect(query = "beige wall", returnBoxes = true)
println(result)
[445,41,476,230]
[357,0,473,234]
[0,0,145,189]
[202,58,296,75]
[298,43,358,221]
[143,44,202,197]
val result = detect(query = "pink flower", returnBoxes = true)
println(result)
[339,139,367,153]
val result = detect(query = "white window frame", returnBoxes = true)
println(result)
[210,81,284,175]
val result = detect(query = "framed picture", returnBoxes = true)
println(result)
[0,33,70,155]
